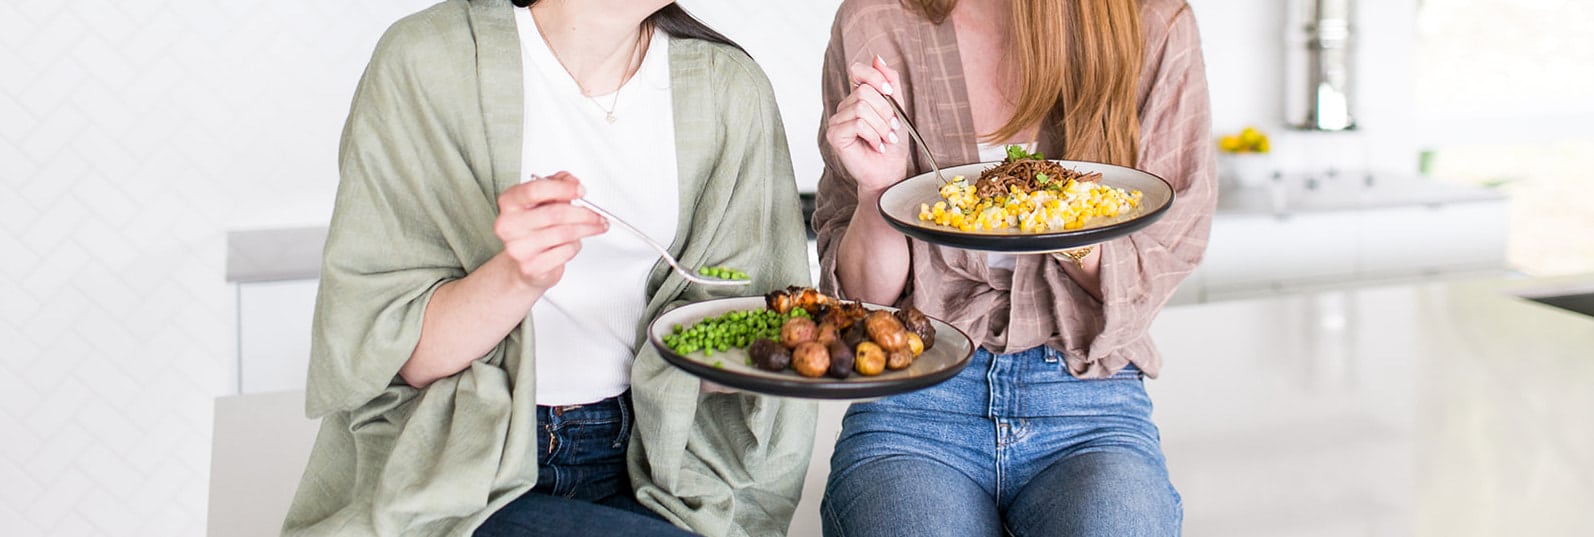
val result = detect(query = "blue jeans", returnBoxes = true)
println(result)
[821,347,1181,537]
[474,391,697,537]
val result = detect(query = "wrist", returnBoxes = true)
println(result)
[855,182,890,202]
[491,252,550,298]
[850,190,889,225]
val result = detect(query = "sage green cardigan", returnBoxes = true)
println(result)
[281,1,817,535]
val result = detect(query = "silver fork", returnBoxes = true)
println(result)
[523,174,748,287]
[569,197,749,287]
[882,94,951,185]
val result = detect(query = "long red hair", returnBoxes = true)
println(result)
[905,0,1144,167]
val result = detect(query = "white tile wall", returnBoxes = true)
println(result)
[0,2,435,535]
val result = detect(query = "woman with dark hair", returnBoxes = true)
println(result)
[813,0,1215,535]
[281,1,816,536]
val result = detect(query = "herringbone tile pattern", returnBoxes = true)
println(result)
[2,1,842,534]
[0,2,432,535]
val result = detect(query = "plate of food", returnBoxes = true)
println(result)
[878,146,1175,253]
[648,287,975,399]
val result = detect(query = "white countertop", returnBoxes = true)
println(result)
[225,226,327,283]
[226,175,1504,284]
[1146,274,1594,536]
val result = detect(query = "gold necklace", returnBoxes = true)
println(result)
[530,8,646,124]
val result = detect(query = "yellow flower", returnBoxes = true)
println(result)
[1218,126,1270,153]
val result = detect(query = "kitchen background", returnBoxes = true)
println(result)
[2,0,1590,536]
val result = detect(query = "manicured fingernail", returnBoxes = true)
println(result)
[888,132,899,144]
[891,117,900,130]
[877,143,886,154]
[578,184,587,196]
[876,54,888,67]
[881,82,894,95]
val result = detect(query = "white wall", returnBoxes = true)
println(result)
[680,0,844,193]
[1189,0,1420,176]
[0,2,434,535]
[0,1,1425,535]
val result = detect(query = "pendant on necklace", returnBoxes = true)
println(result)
[605,113,617,124]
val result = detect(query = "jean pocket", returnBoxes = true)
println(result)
[612,393,633,450]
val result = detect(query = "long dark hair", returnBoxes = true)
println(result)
[510,1,745,55]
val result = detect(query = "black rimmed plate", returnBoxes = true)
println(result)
[877,160,1175,253]
[648,297,975,399]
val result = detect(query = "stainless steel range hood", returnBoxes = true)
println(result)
[1285,0,1357,131]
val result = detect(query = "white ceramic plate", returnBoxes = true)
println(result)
[648,297,974,399]
[877,160,1175,253]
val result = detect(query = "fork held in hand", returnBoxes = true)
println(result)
[570,198,750,288]
[882,95,951,185]
[524,174,749,287]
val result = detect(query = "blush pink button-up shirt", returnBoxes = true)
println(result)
[813,0,1218,379]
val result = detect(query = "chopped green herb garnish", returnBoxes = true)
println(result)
[1005,144,1045,162]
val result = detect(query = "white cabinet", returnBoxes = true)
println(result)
[236,280,319,394]
[1203,212,1361,291]
[1356,202,1507,278]
[1197,197,1508,302]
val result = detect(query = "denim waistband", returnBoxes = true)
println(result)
[1034,346,1143,380]
[981,346,1143,377]
[538,391,630,417]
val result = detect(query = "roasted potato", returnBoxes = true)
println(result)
[792,341,830,378]
[826,340,854,379]
[895,307,937,351]
[905,333,924,357]
[885,348,913,371]
[864,311,909,352]
[854,341,886,376]
[748,338,790,372]
[781,317,818,349]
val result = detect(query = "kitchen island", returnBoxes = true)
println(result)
[1143,275,1594,536]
